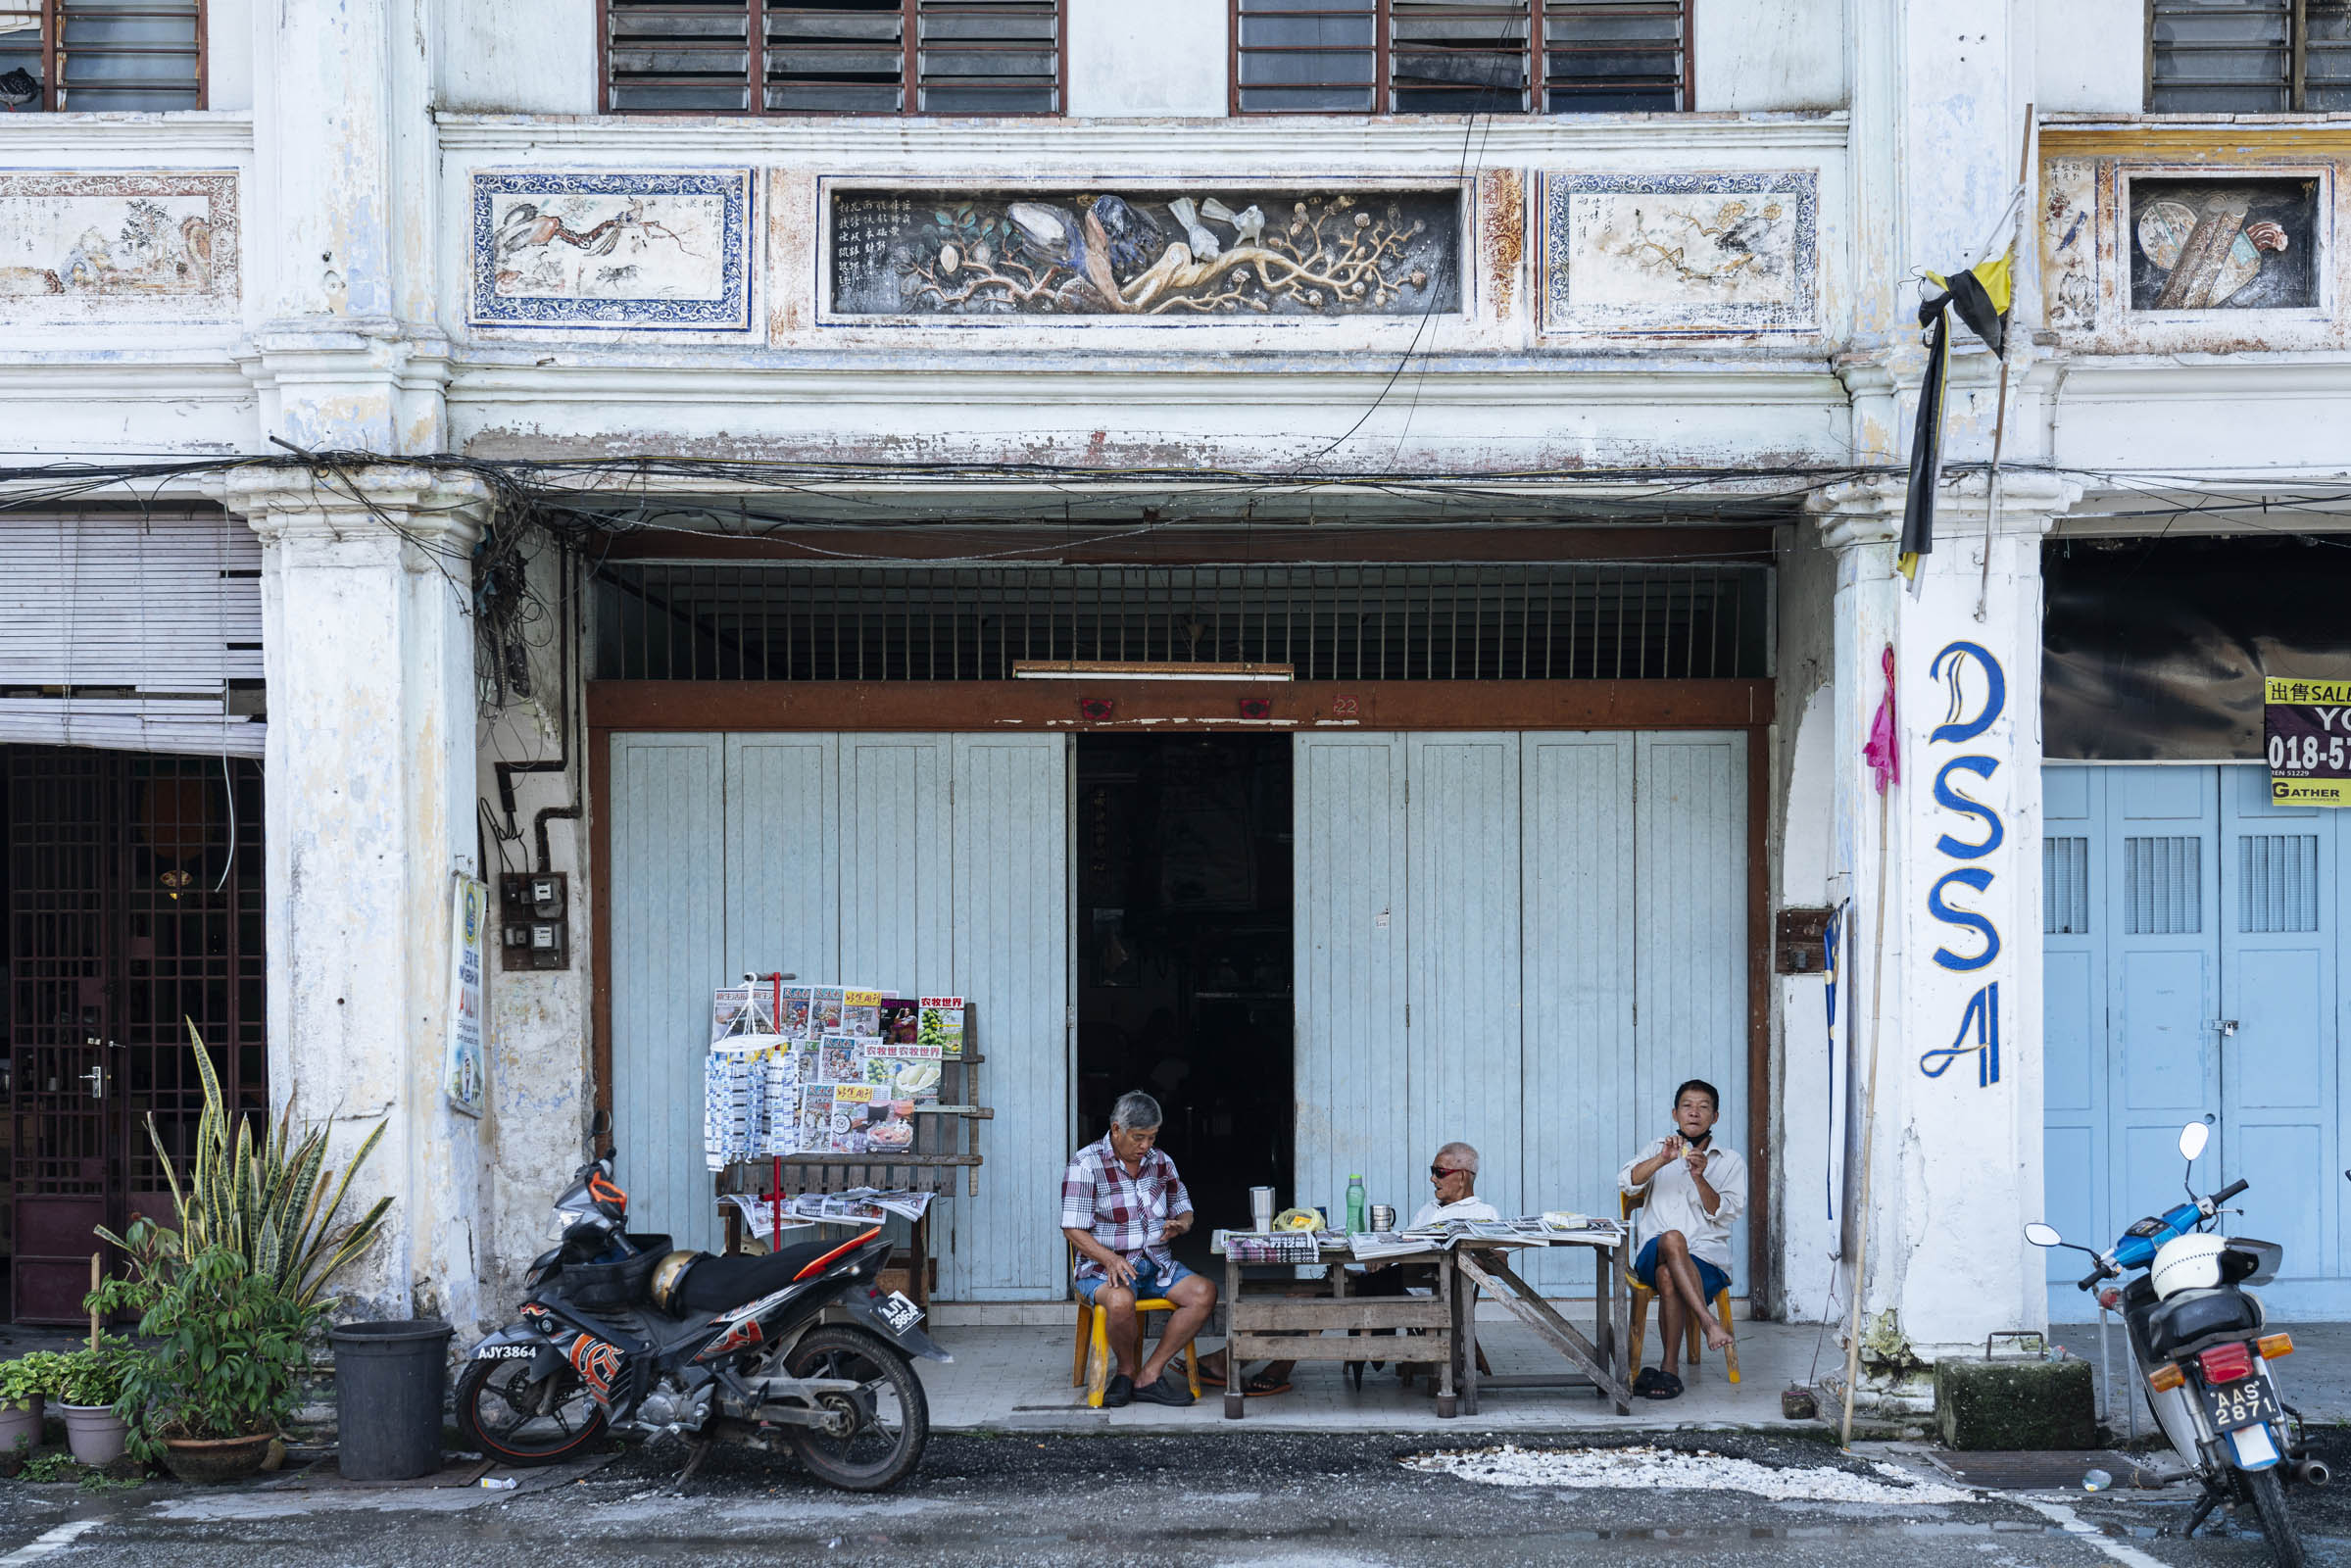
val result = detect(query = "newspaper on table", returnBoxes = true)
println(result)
[1218,1228,1322,1264]
[1347,1231,1428,1262]
[1521,1211,1628,1245]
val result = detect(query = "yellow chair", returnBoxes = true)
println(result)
[1069,1252,1201,1407]
[1621,1190,1739,1385]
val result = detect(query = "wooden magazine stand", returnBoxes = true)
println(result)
[716,1010,986,1312]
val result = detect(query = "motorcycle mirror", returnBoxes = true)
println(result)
[2179,1121,2209,1162]
[2025,1222,2064,1249]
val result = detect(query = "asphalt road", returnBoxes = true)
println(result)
[0,1429,2343,1566]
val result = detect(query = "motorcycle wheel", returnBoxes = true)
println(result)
[781,1325,929,1493]
[456,1356,609,1466]
[2244,1464,2307,1568]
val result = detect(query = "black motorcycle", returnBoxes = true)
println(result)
[458,1157,948,1492]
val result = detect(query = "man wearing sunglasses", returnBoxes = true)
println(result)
[1240,1141,1497,1397]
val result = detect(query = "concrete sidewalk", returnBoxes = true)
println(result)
[914,1315,2351,1435]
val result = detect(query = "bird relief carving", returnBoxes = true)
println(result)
[829,189,1460,318]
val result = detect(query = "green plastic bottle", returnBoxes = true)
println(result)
[1347,1173,1367,1235]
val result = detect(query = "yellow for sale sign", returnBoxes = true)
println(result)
[2265,677,2351,806]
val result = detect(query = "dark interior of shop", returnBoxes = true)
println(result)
[1074,735,1292,1274]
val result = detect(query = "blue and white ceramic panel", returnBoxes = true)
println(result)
[469,169,754,330]
[1539,170,1819,337]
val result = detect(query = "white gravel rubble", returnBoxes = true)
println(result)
[1403,1444,1978,1505]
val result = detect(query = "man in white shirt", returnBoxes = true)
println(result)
[1617,1079,1747,1400]
[1241,1141,1497,1397]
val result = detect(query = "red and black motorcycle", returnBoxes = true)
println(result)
[458,1157,946,1492]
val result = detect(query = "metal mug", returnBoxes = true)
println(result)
[1249,1185,1276,1232]
[1368,1203,1396,1232]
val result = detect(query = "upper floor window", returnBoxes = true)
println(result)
[1234,0,1687,114]
[2150,0,2351,112]
[0,1,205,111]
[603,0,1062,115]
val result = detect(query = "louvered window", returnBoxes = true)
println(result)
[603,0,1061,115]
[0,0,204,112]
[2125,836,2204,936]
[2238,834,2321,933]
[1234,0,1687,114]
[2045,836,2090,935]
[2150,0,2351,112]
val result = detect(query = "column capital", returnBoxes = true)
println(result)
[227,464,493,566]
[1806,470,2083,553]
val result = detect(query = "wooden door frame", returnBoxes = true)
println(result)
[589,675,1775,1294]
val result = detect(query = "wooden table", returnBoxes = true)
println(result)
[1447,1234,1637,1416]
[1213,1239,1459,1420]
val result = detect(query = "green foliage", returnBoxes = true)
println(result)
[95,1022,392,1311]
[17,1449,76,1484]
[82,1021,393,1459]
[0,1352,70,1406]
[55,1340,138,1409]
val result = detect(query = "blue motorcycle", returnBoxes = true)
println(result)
[2028,1121,2317,1567]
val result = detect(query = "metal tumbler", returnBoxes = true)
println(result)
[1368,1204,1396,1232]
[1250,1186,1276,1232]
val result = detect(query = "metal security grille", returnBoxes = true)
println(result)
[0,0,206,112]
[594,563,1769,681]
[2149,0,2351,112]
[1233,0,1687,114]
[604,0,1061,114]
[4,746,264,1322]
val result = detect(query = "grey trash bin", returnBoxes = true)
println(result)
[331,1319,453,1481]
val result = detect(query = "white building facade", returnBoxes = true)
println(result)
[0,0,2342,1405]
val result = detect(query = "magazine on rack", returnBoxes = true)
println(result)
[879,998,919,1044]
[862,1041,944,1105]
[810,987,846,1035]
[711,986,778,1043]
[827,1082,881,1153]
[819,1035,862,1083]
[917,997,965,1057]
[842,989,883,1039]
[778,984,813,1040]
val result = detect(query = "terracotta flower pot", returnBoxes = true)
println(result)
[0,1397,43,1458]
[58,1403,128,1467]
[161,1432,273,1484]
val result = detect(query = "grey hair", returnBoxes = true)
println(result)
[1436,1140,1481,1176]
[1110,1091,1163,1132]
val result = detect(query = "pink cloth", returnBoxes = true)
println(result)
[1864,645,1899,794]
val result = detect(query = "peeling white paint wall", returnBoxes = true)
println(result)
[2035,0,2142,114]
[1697,0,1847,111]
[1066,0,1227,117]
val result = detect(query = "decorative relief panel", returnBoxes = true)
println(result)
[2039,158,2097,331]
[2128,175,2317,312]
[469,170,754,331]
[825,186,1462,318]
[0,171,238,320]
[1538,171,1819,336]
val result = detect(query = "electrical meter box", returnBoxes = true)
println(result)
[498,872,570,971]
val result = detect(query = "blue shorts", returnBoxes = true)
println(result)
[1633,1238,1732,1303]
[1075,1255,1197,1303]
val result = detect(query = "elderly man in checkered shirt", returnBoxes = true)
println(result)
[1060,1090,1228,1406]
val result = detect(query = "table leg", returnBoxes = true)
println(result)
[1224,1254,1246,1420]
[1435,1255,1458,1419]
[1592,1243,1611,1402]
[1610,1240,1632,1416]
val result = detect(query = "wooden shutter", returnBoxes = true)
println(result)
[0,0,204,111]
[1541,0,1685,111]
[2149,0,2293,112]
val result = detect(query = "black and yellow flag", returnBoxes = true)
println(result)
[1899,253,2012,580]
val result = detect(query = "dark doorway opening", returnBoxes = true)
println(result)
[1,747,266,1323]
[1075,735,1292,1273]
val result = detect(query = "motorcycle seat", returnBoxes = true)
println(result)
[2146,1286,2263,1358]
[673,1244,837,1314]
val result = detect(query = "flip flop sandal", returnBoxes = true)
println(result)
[1632,1367,1661,1396]
[1243,1372,1293,1396]
[1644,1373,1684,1400]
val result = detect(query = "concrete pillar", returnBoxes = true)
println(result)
[227,464,492,1329]
[1809,470,2078,1407]
[245,0,448,452]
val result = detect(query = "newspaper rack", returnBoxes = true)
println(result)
[715,1007,987,1311]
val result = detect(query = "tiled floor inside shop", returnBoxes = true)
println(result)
[913,1313,2351,1434]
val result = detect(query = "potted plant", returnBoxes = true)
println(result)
[55,1340,137,1467]
[90,1023,391,1484]
[0,1351,68,1458]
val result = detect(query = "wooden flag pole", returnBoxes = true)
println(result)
[1839,782,1892,1448]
